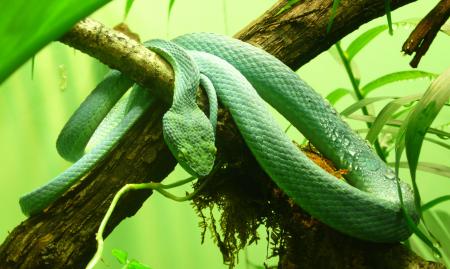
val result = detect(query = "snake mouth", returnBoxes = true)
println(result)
[168,143,216,177]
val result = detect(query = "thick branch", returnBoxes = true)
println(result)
[235,0,421,69]
[1,0,441,268]
[402,0,450,67]
[60,19,174,103]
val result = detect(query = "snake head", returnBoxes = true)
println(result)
[163,109,216,177]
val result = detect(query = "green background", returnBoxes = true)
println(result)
[0,0,449,268]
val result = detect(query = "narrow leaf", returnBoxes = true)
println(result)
[366,94,422,144]
[112,248,128,265]
[394,123,441,257]
[406,214,449,264]
[340,96,396,117]
[124,0,135,20]
[328,46,342,63]
[392,107,413,119]
[424,137,450,150]
[346,20,422,61]
[422,196,450,211]
[405,67,450,200]
[328,47,362,84]
[276,0,302,16]
[325,88,354,105]
[347,115,450,138]
[390,162,450,178]
[406,207,442,257]
[385,0,393,35]
[326,0,341,33]
[346,25,387,61]
[361,71,438,97]
[128,259,152,269]
[421,210,450,265]
[0,0,111,83]
[168,0,176,18]
[394,117,407,183]
[334,42,362,89]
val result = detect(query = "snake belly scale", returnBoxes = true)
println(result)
[19,32,419,242]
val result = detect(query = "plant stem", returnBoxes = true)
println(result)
[85,176,200,269]
[421,195,450,211]
[335,42,387,161]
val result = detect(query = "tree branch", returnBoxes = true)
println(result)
[402,0,450,67]
[59,19,175,103]
[1,0,442,268]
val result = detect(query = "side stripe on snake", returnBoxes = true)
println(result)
[19,33,419,242]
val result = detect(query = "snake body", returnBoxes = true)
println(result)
[20,33,419,242]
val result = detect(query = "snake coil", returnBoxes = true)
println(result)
[20,33,419,242]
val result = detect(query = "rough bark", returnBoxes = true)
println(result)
[1,0,443,268]
[402,0,450,67]
[59,19,175,103]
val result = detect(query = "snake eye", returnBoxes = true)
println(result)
[177,148,187,159]
[162,110,216,177]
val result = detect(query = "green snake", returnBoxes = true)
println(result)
[19,33,419,242]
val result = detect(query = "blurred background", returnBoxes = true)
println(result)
[0,0,449,268]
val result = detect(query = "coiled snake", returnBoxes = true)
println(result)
[19,33,419,242]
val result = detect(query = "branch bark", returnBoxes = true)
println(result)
[1,0,442,268]
[402,0,450,67]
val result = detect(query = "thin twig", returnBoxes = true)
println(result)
[86,176,200,269]
[402,0,450,67]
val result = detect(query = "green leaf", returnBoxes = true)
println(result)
[391,107,414,119]
[333,42,362,88]
[326,0,341,33]
[361,71,438,97]
[403,209,442,258]
[0,0,111,84]
[391,162,450,179]
[112,248,128,265]
[168,0,176,17]
[407,211,449,265]
[421,211,450,265]
[276,0,302,16]
[376,127,450,151]
[346,114,450,138]
[385,0,393,35]
[394,125,441,258]
[128,259,152,269]
[394,116,407,194]
[124,0,135,20]
[405,67,450,200]
[366,94,421,144]
[346,25,387,61]
[391,68,450,259]
[325,88,354,105]
[391,107,441,257]
[340,96,396,117]
[423,137,450,150]
[329,48,362,85]
[345,20,421,61]
[422,196,450,211]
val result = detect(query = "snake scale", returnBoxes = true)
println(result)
[19,33,419,242]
